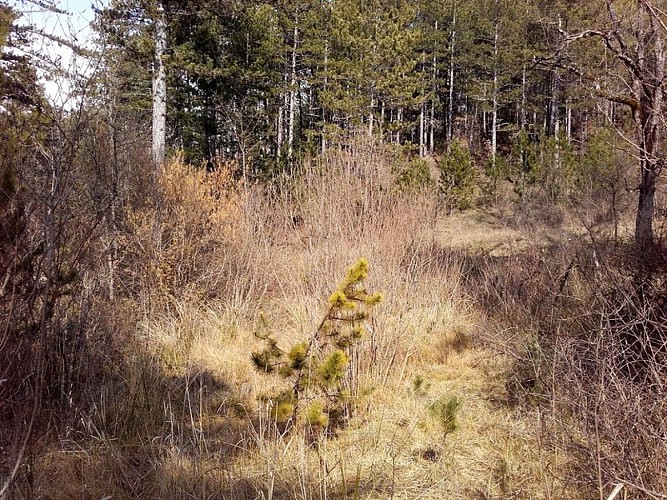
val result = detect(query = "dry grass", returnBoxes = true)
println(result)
[23,141,584,499]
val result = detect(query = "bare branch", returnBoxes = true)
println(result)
[596,90,639,111]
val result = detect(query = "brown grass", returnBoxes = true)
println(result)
[16,139,594,498]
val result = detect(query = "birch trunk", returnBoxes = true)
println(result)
[287,25,298,163]
[151,0,167,174]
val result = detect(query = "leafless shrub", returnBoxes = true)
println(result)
[0,108,115,495]
[477,234,667,498]
[549,255,667,498]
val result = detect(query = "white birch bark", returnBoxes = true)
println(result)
[151,0,167,173]
[287,25,298,163]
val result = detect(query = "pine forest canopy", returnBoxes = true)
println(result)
[93,0,595,169]
[2,0,667,249]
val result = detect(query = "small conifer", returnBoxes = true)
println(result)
[430,395,462,440]
[251,258,383,432]
[439,140,476,213]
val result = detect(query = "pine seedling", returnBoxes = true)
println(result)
[430,395,462,440]
[412,374,431,396]
[251,258,383,432]
[305,400,329,428]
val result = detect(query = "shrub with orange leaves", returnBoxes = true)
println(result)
[121,158,242,303]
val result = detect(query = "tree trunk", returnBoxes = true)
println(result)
[380,100,385,143]
[566,99,572,143]
[630,1,664,254]
[287,24,298,164]
[396,107,402,144]
[447,7,456,143]
[419,102,425,157]
[369,94,374,137]
[520,63,527,130]
[151,0,167,174]
[321,39,329,155]
[430,20,437,153]
[107,92,119,301]
[491,11,499,169]
[277,101,283,160]
[636,166,656,252]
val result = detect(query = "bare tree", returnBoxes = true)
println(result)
[0,3,111,495]
[562,0,666,255]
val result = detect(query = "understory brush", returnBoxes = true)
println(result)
[469,234,667,499]
[8,136,644,498]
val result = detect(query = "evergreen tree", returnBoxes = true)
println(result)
[321,0,421,145]
[439,139,476,212]
[252,259,383,432]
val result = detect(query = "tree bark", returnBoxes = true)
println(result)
[151,0,167,174]
[419,101,425,157]
[593,0,665,254]
[491,9,499,169]
[287,24,298,164]
[369,94,374,137]
[447,7,456,143]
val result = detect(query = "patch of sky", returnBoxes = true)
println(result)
[6,0,107,107]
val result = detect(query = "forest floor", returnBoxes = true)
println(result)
[436,206,633,256]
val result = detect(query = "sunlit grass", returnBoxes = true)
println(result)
[31,145,582,498]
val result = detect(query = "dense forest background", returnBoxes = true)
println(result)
[97,0,614,177]
[1,0,667,498]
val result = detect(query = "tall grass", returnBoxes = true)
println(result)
[17,139,583,498]
[467,234,667,499]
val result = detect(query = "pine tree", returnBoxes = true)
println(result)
[319,0,421,145]
[252,258,383,433]
[439,139,476,212]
